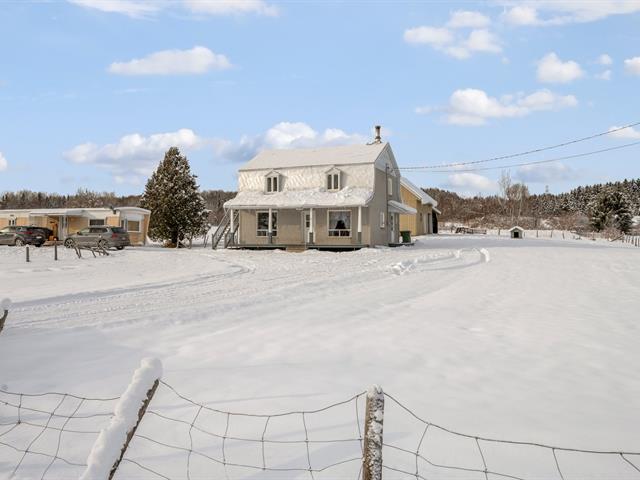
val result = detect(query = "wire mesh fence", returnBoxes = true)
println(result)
[381,392,640,480]
[3,380,640,480]
[0,389,119,479]
[117,380,367,480]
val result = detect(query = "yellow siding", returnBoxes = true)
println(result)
[68,216,88,234]
[106,216,120,227]
[399,184,419,235]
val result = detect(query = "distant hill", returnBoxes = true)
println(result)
[425,178,640,230]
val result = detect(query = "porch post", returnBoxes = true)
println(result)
[309,208,314,244]
[268,207,273,244]
[357,206,362,244]
[229,209,234,245]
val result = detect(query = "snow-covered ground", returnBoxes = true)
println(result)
[1,235,640,479]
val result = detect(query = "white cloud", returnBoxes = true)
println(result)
[596,54,613,65]
[65,123,367,182]
[65,128,207,182]
[501,5,539,25]
[624,57,640,75]
[516,162,576,183]
[404,26,501,59]
[183,0,278,16]
[68,0,278,17]
[446,172,497,194]
[596,69,612,80]
[214,122,367,163]
[404,11,501,60]
[608,125,640,139]
[446,10,491,28]
[536,52,584,84]
[500,1,640,26]
[464,29,501,54]
[439,88,577,126]
[403,26,454,47]
[108,46,232,76]
[0,152,7,171]
[68,0,159,17]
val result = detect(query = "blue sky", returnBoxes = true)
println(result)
[1,0,640,197]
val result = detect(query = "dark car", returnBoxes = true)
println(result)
[27,226,54,241]
[0,226,46,247]
[64,226,130,250]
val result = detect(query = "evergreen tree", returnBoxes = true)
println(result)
[140,147,208,246]
[589,189,633,233]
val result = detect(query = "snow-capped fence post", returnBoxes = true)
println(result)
[80,358,162,480]
[0,299,10,335]
[363,385,384,480]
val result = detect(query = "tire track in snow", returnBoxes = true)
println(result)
[6,247,488,331]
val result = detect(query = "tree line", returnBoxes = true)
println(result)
[425,176,640,234]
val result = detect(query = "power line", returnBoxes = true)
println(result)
[397,121,640,171]
[406,140,640,174]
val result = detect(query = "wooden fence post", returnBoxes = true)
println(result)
[363,385,384,480]
[108,379,158,480]
[26,245,30,263]
[0,299,10,335]
[54,242,58,261]
[81,358,162,480]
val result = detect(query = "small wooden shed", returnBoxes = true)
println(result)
[509,226,525,239]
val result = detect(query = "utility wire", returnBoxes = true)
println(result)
[397,121,640,171]
[420,140,640,173]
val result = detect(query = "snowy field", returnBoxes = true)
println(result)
[1,235,640,479]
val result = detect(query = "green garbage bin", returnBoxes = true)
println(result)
[400,230,411,243]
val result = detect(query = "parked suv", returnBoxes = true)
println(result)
[0,226,46,247]
[64,226,130,250]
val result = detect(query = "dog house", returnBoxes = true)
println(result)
[509,226,525,239]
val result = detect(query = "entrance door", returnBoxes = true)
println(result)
[303,212,310,243]
[390,213,396,243]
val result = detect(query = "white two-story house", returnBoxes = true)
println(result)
[222,128,416,249]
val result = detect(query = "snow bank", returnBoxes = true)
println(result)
[0,298,11,311]
[80,358,162,480]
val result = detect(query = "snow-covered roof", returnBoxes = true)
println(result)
[433,207,441,215]
[239,143,388,171]
[509,226,525,232]
[29,208,87,216]
[388,200,417,215]
[224,187,374,209]
[400,177,438,207]
[0,207,150,216]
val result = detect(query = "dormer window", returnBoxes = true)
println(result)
[326,167,341,191]
[265,172,280,193]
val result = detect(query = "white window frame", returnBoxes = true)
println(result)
[387,176,393,196]
[265,174,280,194]
[89,218,105,226]
[256,210,278,237]
[126,219,141,232]
[380,212,386,228]
[327,209,352,238]
[327,172,341,191]
[8,218,16,226]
